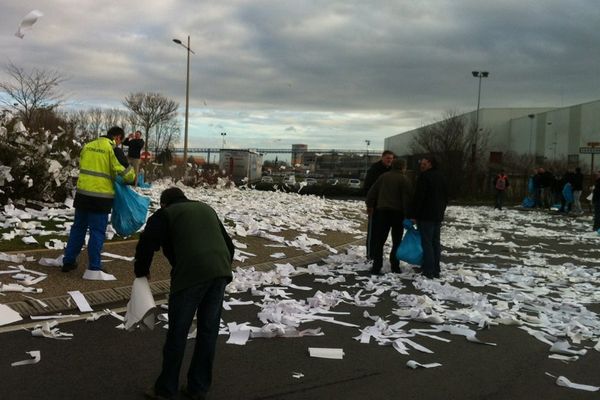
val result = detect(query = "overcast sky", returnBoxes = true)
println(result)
[2,0,600,151]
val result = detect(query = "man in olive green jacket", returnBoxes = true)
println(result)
[366,158,412,274]
[135,187,234,400]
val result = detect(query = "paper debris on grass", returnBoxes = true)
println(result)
[101,252,134,262]
[82,270,116,281]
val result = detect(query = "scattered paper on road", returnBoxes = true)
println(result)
[308,347,344,359]
[406,360,442,369]
[11,350,41,366]
[31,320,73,340]
[553,375,600,392]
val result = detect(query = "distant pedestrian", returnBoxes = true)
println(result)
[539,168,554,208]
[593,172,600,231]
[123,130,145,186]
[493,170,509,210]
[62,126,135,278]
[134,187,234,400]
[363,150,395,260]
[409,155,448,279]
[366,158,412,274]
[572,167,584,214]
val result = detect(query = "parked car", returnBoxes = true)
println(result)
[305,178,318,186]
[326,178,338,185]
[282,175,296,185]
[347,178,361,189]
[261,176,274,183]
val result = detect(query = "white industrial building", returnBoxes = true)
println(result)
[384,99,600,168]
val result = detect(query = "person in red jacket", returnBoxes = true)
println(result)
[494,170,509,210]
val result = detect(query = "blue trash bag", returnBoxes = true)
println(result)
[112,180,151,237]
[562,183,574,204]
[137,172,152,189]
[396,220,423,266]
[522,196,535,208]
[527,177,535,195]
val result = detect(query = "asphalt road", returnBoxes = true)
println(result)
[2,271,599,400]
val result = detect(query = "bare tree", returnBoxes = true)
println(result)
[123,92,179,152]
[0,61,67,128]
[152,118,181,154]
[411,110,490,197]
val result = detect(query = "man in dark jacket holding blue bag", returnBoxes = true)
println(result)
[409,156,448,279]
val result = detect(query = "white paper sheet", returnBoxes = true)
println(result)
[308,347,344,359]
[124,277,156,331]
[556,375,599,392]
[11,350,41,366]
[15,10,43,39]
[406,360,442,369]
[82,269,116,281]
[67,291,93,313]
[0,304,22,326]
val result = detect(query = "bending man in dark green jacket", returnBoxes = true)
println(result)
[134,187,234,400]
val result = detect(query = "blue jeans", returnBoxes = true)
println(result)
[63,209,109,270]
[418,221,442,277]
[155,278,228,398]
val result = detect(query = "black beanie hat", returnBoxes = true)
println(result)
[160,187,187,206]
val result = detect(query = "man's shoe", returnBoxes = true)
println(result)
[181,386,206,400]
[144,386,171,400]
[61,261,78,273]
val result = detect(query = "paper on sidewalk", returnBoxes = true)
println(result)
[308,347,344,359]
[0,304,22,326]
[83,269,116,281]
[68,291,93,313]
[11,351,41,366]
[124,277,156,331]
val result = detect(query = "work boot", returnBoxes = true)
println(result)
[181,386,206,400]
[61,261,78,273]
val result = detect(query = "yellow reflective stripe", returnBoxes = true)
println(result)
[76,188,114,199]
[119,166,133,176]
[80,169,112,180]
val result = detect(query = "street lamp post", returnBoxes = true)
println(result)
[527,114,535,158]
[221,132,227,148]
[173,35,195,165]
[364,139,371,176]
[470,70,489,193]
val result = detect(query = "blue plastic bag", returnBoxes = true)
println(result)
[521,196,535,208]
[112,180,151,237]
[562,183,574,203]
[396,220,423,266]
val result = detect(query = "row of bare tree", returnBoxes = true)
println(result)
[0,62,181,157]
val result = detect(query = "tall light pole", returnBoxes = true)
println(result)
[173,36,194,165]
[527,114,535,158]
[547,121,557,162]
[220,132,227,148]
[470,70,489,193]
[364,139,371,174]
[472,71,489,134]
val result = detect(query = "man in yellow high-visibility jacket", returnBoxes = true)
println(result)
[62,126,135,279]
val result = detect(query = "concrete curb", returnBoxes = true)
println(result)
[6,239,364,317]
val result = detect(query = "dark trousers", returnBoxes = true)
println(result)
[370,209,404,273]
[418,221,442,278]
[494,190,505,209]
[155,278,228,398]
[366,215,374,259]
[594,201,600,231]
